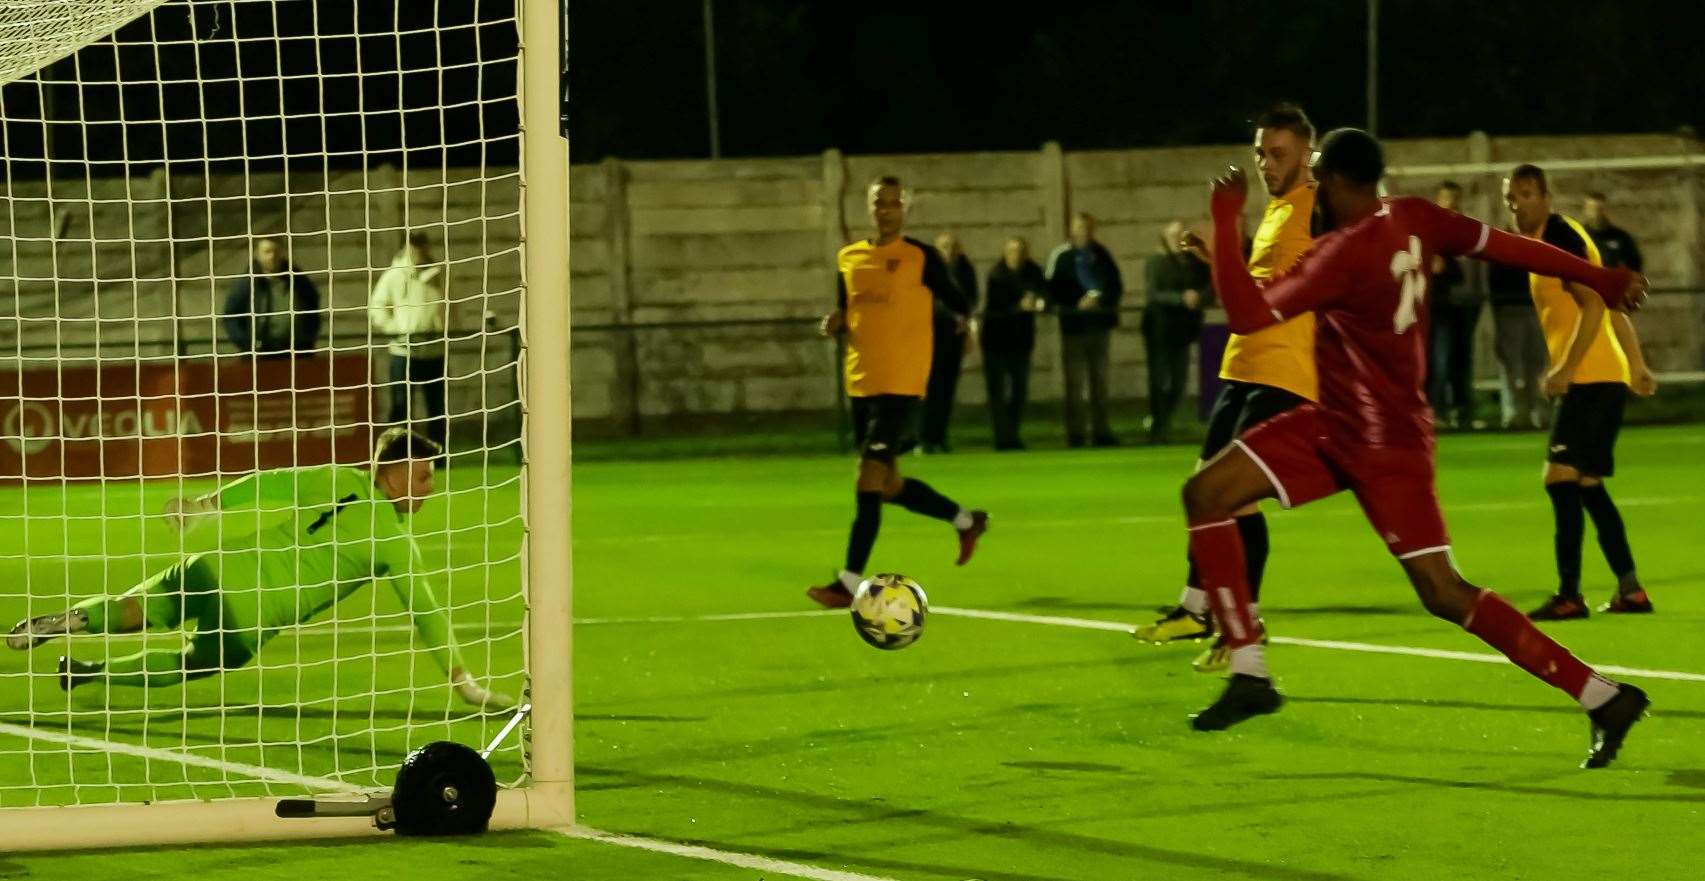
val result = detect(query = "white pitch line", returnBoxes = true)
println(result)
[560,825,901,881]
[933,605,1135,633]
[1270,635,1705,683]
[931,606,1705,684]
[0,720,366,795]
[0,721,896,881]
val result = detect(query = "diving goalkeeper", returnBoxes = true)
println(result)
[6,427,512,710]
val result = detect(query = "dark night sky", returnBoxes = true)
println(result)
[3,1,1697,173]
[568,0,1705,162]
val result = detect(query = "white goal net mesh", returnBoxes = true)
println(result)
[0,0,531,808]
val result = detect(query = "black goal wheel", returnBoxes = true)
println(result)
[390,741,498,836]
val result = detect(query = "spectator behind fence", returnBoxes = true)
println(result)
[221,237,322,356]
[1582,191,1644,271]
[369,230,451,455]
[922,232,976,453]
[1045,212,1122,447]
[1488,247,1549,429]
[980,236,1046,450]
[1426,182,1482,428]
[1141,219,1210,444]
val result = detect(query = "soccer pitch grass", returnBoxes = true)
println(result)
[2,424,1703,879]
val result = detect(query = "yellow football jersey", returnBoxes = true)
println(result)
[1529,214,1629,386]
[838,237,950,397]
[1218,182,1319,401]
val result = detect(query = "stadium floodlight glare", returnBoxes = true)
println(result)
[0,0,571,850]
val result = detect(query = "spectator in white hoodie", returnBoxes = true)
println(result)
[369,230,451,455]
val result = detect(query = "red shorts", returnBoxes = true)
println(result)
[1230,404,1451,559]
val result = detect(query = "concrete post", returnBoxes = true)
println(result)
[821,148,847,259]
[1675,134,1703,370]
[821,148,851,450]
[601,157,641,434]
[1040,141,1068,248]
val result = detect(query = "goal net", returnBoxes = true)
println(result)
[0,0,570,847]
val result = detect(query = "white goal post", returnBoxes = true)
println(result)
[0,0,571,850]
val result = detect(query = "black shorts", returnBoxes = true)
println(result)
[1200,380,1309,461]
[851,395,921,461]
[1549,382,1626,477]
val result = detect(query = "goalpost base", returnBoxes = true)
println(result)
[0,785,574,853]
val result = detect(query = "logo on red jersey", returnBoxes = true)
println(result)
[1390,235,1426,333]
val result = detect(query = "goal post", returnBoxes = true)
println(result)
[0,0,571,850]
[518,0,575,830]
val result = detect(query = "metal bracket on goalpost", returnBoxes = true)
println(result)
[273,705,532,836]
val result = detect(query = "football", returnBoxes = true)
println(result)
[850,573,928,650]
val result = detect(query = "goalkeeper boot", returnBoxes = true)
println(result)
[1190,673,1284,731]
[1583,683,1650,769]
[7,608,89,651]
[1132,605,1213,643]
[57,656,103,691]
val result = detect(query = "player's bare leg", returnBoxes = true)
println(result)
[1400,551,1649,768]
[1181,445,1285,731]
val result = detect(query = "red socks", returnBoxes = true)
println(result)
[1188,519,1262,649]
[1464,590,1592,699]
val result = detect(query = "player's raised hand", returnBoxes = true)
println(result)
[1210,165,1248,218]
[1614,271,1650,313]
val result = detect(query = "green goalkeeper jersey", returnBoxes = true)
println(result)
[194,463,461,676]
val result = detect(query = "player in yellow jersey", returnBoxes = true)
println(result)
[1504,165,1657,621]
[808,176,989,608]
[1133,104,1318,671]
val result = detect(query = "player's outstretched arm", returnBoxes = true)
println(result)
[382,537,514,711]
[1208,166,1348,332]
[1473,226,1647,312]
[1207,167,1279,334]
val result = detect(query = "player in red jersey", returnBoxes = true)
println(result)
[1182,128,1651,769]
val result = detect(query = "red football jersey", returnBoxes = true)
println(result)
[1211,195,1631,450]
[1256,197,1487,447]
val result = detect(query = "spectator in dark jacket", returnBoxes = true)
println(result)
[1426,182,1482,428]
[980,237,1046,450]
[1044,212,1122,447]
[1489,244,1548,430]
[1582,191,1643,271]
[922,232,975,452]
[222,237,322,356]
[1141,220,1209,444]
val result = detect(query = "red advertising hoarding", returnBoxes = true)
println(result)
[0,356,374,480]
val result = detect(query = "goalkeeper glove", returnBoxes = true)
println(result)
[452,670,515,712]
